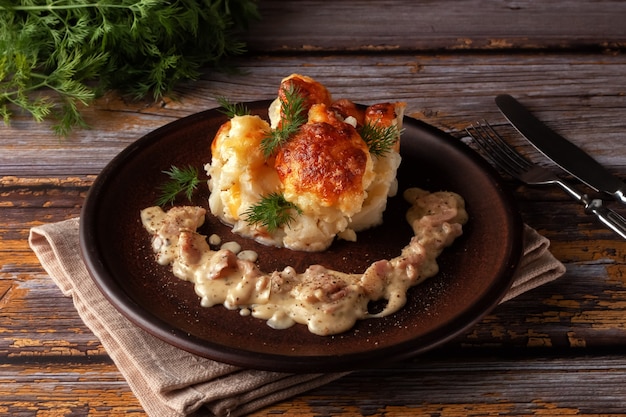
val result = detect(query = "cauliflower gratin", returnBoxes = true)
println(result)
[140,74,469,336]
[207,74,406,251]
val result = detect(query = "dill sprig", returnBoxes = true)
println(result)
[358,121,403,157]
[216,96,251,118]
[243,192,302,232]
[260,85,307,158]
[0,0,259,136]
[156,165,201,206]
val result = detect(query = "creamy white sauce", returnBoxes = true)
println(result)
[140,188,467,336]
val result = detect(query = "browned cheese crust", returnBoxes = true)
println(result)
[275,104,371,211]
[278,74,333,119]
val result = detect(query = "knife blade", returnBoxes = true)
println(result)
[495,94,626,205]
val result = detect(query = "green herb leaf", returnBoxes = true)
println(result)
[243,192,302,232]
[156,165,201,206]
[216,96,251,118]
[358,121,403,157]
[0,0,260,136]
[260,84,307,158]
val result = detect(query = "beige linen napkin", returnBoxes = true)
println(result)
[29,218,564,417]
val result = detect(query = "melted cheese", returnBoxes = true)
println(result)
[207,115,281,226]
[140,188,467,336]
[275,103,374,216]
[269,73,333,129]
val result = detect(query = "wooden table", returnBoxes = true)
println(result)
[3,1,626,415]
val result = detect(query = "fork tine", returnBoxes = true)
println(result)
[466,121,531,177]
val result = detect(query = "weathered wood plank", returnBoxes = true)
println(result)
[2,53,626,176]
[3,354,626,416]
[244,0,626,52]
[0,274,104,359]
[298,354,626,416]
[0,362,145,416]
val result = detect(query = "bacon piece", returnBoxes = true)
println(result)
[206,249,238,280]
[300,265,352,304]
[158,206,206,238]
[331,98,365,127]
[365,102,400,127]
[178,231,210,266]
[360,260,391,298]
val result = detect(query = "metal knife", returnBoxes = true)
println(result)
[495,94,626,205]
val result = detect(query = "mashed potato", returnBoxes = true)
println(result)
[207,74,405,251]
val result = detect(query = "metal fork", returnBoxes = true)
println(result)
[466,121,626,240]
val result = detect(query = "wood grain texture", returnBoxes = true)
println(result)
[253,354,626,416]
[0,362,145,416]
[244,0,626,52]
[3,1,626,415]
[4,53,626,175]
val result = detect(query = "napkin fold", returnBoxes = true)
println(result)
[29,218,564,417]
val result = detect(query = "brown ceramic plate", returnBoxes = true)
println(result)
[80,101,523,373]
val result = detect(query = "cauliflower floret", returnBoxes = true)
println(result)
[207,114,280,233]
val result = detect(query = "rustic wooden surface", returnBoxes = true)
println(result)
[2,1,626,415]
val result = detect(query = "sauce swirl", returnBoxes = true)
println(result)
[140,187,467,336]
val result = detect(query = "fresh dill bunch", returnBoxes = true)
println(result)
[243,192,303,232]
[0,0,260,136]
[260,85,307,158]
[156,165,201,206]
[358,121,403,157]
[216,96,251,118]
